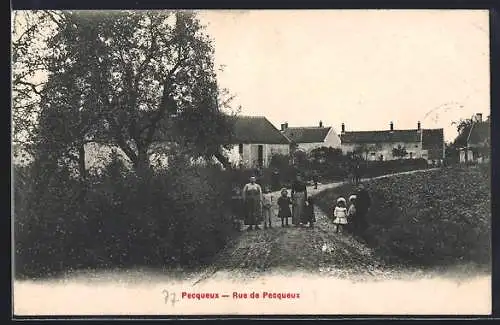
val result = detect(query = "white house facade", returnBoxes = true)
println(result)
[339,121,444,162]
[281,121,341,153]
[227,116,291,168]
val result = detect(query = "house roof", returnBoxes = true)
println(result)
[454,120,490,148]
[468,121,490,145]
[231,116,290,144]
[282,127,332,144]
[340,129,421,144]
[422,128,444,150]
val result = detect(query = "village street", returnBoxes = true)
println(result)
[14,168,492,315]
[191,168,441,286]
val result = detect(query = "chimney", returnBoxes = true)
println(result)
[281,122,288,131]
[417,121,421,131]
[319,120,323,128]
[341,123,345,133]
[390,121,394,131]
[476,113,483,122]
[285,122,288,129]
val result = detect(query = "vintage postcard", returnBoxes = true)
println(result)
[12,9,491,316]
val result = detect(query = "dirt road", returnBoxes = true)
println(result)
[193,169,440,285]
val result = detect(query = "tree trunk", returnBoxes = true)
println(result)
[78,143,87,182]
[214,150,231,169]
[134,146,151,176]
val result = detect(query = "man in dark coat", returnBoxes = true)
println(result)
[353,161,361,185]
[271,169,280,191]
[312,171,319,189]
[354,183,371,237]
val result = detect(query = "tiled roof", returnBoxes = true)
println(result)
[340,129,421,144]
[282,127,332,143]
[468,121,490,145]
[454,120,490,148]
[231,116,290,144]
[422,128,444,149]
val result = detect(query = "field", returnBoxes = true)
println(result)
[314,165,491,269]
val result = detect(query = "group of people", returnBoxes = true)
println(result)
[231,173,371,234]
[231,174,315,231]
[330,183,371,237]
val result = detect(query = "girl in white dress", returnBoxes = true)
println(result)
[333,197,348,233]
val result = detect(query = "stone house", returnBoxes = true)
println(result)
[280,121,341,153]
[340,121,445,163]
[456,113,490,163]
[225,116,291,169]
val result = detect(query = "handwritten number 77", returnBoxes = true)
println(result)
[162,290,179,306]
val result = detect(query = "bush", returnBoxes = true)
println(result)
[361,158,429,178]
[14,155,236,279]
[314,166,491,268]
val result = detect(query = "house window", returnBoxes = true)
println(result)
[415,145,418,148]
[238,144,243,155]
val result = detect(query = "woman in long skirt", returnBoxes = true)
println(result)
[291,174,307,226]
[242,176,263,230]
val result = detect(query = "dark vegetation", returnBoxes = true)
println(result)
[314,165,491,268]
[14,155,237,279]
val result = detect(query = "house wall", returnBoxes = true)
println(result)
[85,143,133,171]
[294,128,341,153]
[341,141,424,161]
[85,142,171,172]
[324,128,342,148]
[296,142,328,153]
[227,143,290,168]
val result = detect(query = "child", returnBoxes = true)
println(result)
[277,188,292,227]
[304,197,316,228]
[231,186,244,231]
[262,186,273,229]
[333,197,348,233]
[348,195,357,218]
[347,195,357,232]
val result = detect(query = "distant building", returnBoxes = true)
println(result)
[456,113,490,163]
[340,121,445,163]
[84,115,291,172]
[281,120,341,153]
[225,116,291,169]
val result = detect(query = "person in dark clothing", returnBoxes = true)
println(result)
[271,169,280,191]
[353,161,361,185]
[277,188,292,227]
[354,183,371,237]
[303,197,316,227]
[312,172,319,190]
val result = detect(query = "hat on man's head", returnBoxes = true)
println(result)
[349,195,357,202]
[337,197,346,204]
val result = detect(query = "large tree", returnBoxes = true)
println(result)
[30,10,236,176]
[12,11,59,161]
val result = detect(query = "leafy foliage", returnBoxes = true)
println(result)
[14,157,236,278]
[315,166,491,268]
[18,10,237,177]
[391,145,408,159]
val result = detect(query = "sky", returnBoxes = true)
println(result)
[197,10,490,142]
